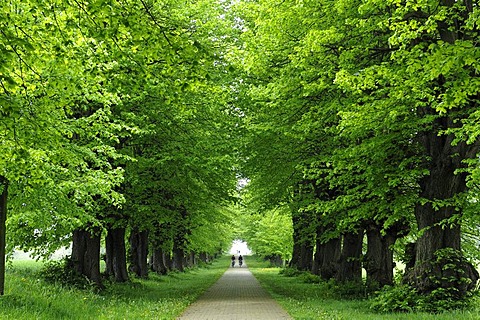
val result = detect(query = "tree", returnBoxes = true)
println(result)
[0,178,7,295]
[240,205,293,266]
[104,0,241,276]
[234,0,479,301]
[382,0,480,296]
[0,0,122,292]
[332,0,480,295]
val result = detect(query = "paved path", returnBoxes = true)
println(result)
[177,262,292,320]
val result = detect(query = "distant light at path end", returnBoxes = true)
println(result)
[229,239,252,255]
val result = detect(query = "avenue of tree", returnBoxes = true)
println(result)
[1,0,480,310]
[1,0,240,292]
[235,0,480,304]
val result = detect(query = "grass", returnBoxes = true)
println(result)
[0,256,229,319]
[3,255,479,320]
[247,257,480,320]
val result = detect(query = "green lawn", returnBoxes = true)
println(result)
[247,258,480,320]
[2,256,479,320]
[0,256,229,320]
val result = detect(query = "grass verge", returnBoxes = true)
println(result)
[247,257,480,320]
[1,256,229,319]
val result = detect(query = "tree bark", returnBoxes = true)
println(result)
[172,239,185,272]
[151,223,173,272]
[312,226,341,281]
[171,208,191,272]
[128,229,149,278]
[0,177,8,296]
[311,185,340,279]
[187,251,196,267]
[402,0,480,297]
[319,237,341,280]
[311,224,322,275]
[364,222,396,289]
[405,115,479,295]
[289,209,315,271]
[300,242,314,271]
[406,203,479,295]
[335,230,363,283]
[265,254,283,267]
[164,250,174,270]
[199,252,209,264]
[151,247,169,275]
[105,227,129,282]
[71,227,103,288]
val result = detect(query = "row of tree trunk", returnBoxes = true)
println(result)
[289,201,479,295]
[69,225,214,288]
[289,218,408,289]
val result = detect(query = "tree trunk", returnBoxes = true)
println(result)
[311,224,322,275]
[151,223,173,272]
[402,0,480,297]
[187,251,196,267]
[319,237,341,280]
[406,200,479,295]
[0,177,8,296]
[335,230,363,283]
[165,250,174,270]
[312,227,341,281]
[128,229,149,278]
[290,241,301,268]
[289,209,315,271]
[364,223,396,289]
[199,252,209,264]
[265,254,283,267]
[312,224,341,279]
[105,227,129,282]
[299,242,314,271]
[290,242,314,270]
[151,247,168,275]
[171,208,191,272]
[405,117,479,296]
[172,240,185,272]
[71,228,103,288]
